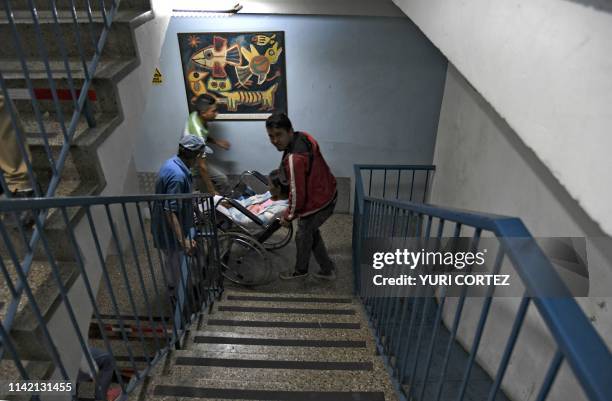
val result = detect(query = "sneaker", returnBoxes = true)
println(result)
[313,269,336,281]
[279,271,308,280]
[10,189,36,228]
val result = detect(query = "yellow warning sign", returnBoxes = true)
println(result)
[152,68,163,85]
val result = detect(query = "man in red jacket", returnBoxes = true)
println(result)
[266,112,338,280]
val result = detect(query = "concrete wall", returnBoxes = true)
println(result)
[431,64,612,401]
[133,14,447,181]
[393,0,612,237]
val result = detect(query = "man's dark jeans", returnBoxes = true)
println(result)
[294,196,337,274]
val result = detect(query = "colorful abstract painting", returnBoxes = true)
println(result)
[177,31,287,120]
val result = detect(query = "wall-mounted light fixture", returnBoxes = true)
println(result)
[172,1,243,17]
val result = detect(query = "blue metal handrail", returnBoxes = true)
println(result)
[352,164,612,401]
[0,0,123,355]
[354,164,435,206]
[0,192,223,400]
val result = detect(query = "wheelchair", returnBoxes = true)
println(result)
[210,171,293,286]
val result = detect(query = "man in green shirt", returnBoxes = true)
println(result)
[183,94,231,195]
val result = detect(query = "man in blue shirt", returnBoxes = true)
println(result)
[151,134,205,295]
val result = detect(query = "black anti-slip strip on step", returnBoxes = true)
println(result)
[193,336,367,348]
[218,306,355,315]
[154,386,386,401]
[94,314,169,321]
[175,357,373,371]
[207,319,361,329]
[227,295,352,303]
[114,356,149,362]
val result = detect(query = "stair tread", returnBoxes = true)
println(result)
[0,259,78,327]
[173,349,375,363]
[17,112,120,147]
[210,310,362,324]
[193,328,370,341]
[186,343,375,359]
[148,377,397,400]
[0,359,53,400]
[187,329,374,351]
[0,259,80,359]
[204,316,363,329]
[166,365,385,387]
[218,298,359,310]
[0,58,138,80]
[222,290,355,304]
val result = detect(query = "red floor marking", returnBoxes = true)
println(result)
[33,88,97,101]
[7,88,97,101]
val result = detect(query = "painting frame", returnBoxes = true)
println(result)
[177,31,288,120]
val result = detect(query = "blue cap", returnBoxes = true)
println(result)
[179,134,206,151]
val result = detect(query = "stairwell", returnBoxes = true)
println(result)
[82,213,397,401]
[0,0,162,391]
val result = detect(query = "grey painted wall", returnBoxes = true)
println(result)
[431,64,612,401]
[133,14,447,179]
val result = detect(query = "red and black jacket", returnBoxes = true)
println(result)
[280,131,337,220]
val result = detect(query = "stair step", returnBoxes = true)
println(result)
[93,313,172,323]
[223,291,355,304]
[191,330,370,348]
[205,317,362,330]
[0,12,141,60]
[218,298,359,310]
[4,177,101,261]
[167,364,386,386]
[173,356,374,372]
[88,321,174,340]
[197,324,371,340]
[0,58,138,80]
[216,304,357,315]
[210,310,362,324]
[148,377,396,401]
[6,74,119,116]
[173,349,375,363]
[0,259,79,360]
[18,112,120,147]
[0,359,53,400]
[188,341,375,359]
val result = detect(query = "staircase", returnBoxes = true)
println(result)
[2,0,152,201]
[0,0,156,391]
[143,290,398,401]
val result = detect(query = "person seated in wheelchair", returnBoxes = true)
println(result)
[214,169,289,229]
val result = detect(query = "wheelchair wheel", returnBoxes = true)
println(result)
[218,232,275,286]
[262,222,293,250]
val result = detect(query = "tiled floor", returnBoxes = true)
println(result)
[224,213,355,296]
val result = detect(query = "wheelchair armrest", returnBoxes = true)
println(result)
[239,170,268,185]
[250,170,269,185]
[223,198,265,226]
